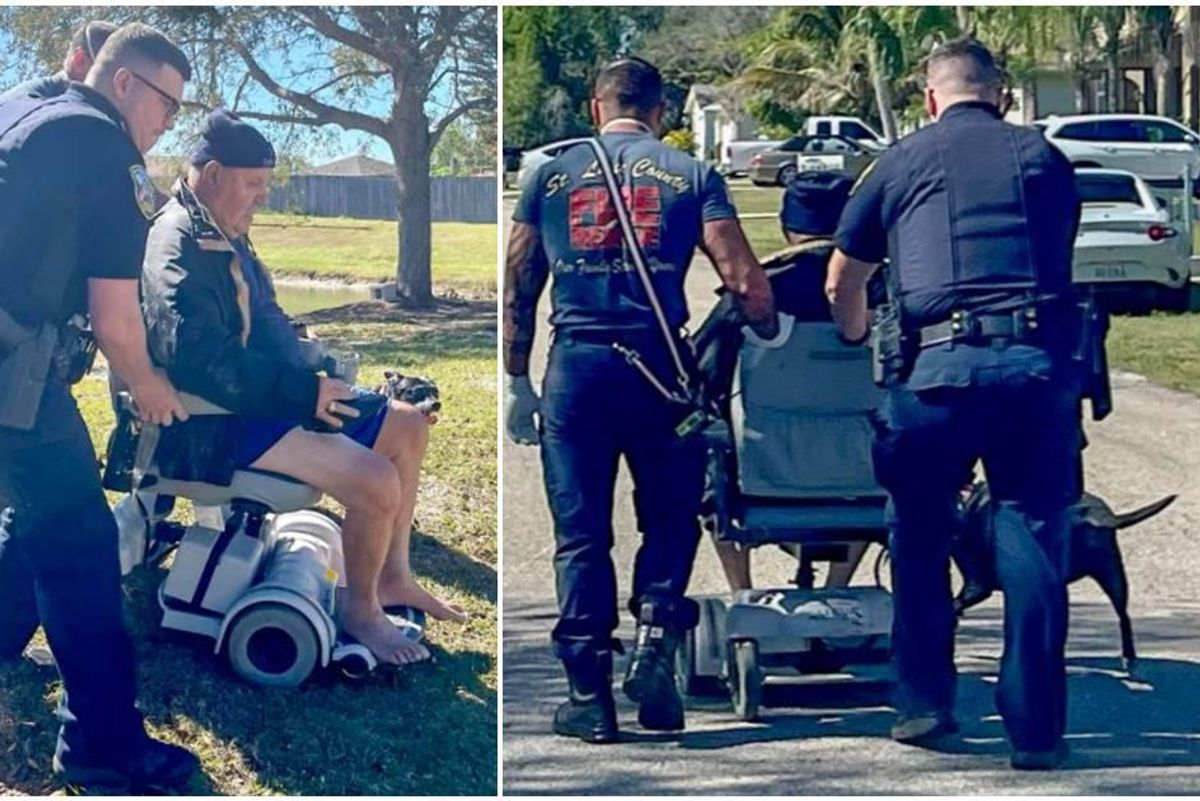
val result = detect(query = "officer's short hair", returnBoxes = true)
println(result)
[594,57,663,115]
[926,37,1001,94]
[91,22,192,84]
[68,20,118,62]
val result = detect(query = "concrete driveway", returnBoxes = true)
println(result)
[501,201,1200,794]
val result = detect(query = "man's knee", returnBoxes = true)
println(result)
[379,402,430,460]
[347,456,403,518]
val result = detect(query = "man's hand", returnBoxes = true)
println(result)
[700,217,777,333]
[130,371,189,426]
[505,374,540,445]
[742,312,795,349]
[314,376,358,430]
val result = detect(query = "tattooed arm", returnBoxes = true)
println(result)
[503,221,550,376]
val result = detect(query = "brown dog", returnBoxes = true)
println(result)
[952,483,1176,672]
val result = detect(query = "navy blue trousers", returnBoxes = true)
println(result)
[872,375,1081,752]
[0,384,144,765]
[540,333,704,669]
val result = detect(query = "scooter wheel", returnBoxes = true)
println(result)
[225,603,320,688]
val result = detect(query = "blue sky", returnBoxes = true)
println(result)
[0,21,468,167]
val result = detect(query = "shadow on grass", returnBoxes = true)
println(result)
[412,528,497,606]
[2,564,496,796]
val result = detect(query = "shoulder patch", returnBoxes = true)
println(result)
[129,165,157,219]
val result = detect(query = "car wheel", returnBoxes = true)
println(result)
[777,164,798,186]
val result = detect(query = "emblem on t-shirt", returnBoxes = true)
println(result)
[568,185,661,251]
[129,165,157,219]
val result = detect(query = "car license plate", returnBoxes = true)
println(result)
[796,154,845,172]
[1090,263,1131,279]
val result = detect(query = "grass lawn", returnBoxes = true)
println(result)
[0,300,497,796]
[1108,310,1200,393]
[250,212,498,295]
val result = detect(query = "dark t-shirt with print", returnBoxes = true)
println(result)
[514,131,736,332]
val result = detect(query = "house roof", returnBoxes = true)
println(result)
[300,154,395,177]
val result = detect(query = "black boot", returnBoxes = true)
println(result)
[623,603,686,731]
[553,650,618,744]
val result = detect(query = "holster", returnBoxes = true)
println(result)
[1074,295,1112,421]
[55,314,98,385]
[0,310,57,431]
[869,302,906,387]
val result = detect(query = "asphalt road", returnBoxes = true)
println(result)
[501,201,1200,794]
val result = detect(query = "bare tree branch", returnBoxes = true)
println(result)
[430,96,493,150]
[292,6,392,66]
[225,32,389,138]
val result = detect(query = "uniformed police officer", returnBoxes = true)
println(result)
[827,38,1086,770]
[0,20,118,104]
[0,23,200,790]
[504,57,780,742]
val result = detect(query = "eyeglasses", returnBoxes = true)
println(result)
[129,70,181,121]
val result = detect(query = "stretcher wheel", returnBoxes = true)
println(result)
[225,603,320,688]
[728,639,762,721]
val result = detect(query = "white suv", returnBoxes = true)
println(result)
[1036,114,1200,182]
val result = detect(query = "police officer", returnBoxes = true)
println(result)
[504,57,780,741]
[0,20,119,104]
[827,38,1086,770]
[0,23,199,790]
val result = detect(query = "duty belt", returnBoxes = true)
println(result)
[918,307,1041,349]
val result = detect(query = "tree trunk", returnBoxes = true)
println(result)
[1154,52,1171,117]
[866,44,898,141]
[1107,54,1121,112]
[389,93,435,307]
[1184,7,1200,127]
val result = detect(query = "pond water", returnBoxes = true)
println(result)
[274,283,372,315]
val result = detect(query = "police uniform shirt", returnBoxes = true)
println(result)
[0,73,70,106]
[834,101,1081,388]
[513,131,737,332]
[835,101,1079,326]
[0,84,153,328]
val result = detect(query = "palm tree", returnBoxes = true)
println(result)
[1130,6,1178,116]
[738,6,953,140]
[1094,6,1129,112]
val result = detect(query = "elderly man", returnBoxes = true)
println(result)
[141,109,464,667]
[0,20,119,104]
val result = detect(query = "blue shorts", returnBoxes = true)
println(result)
[235,402,389,468]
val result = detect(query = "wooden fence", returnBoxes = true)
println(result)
[266,175,496,223]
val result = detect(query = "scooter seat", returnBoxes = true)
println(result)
[152,468,321,512]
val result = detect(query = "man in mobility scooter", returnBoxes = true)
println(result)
[0,24,201,791]
[504,56,781,742]
[827,38,1106,770]
[140,109,465,669]
[696,169,878,594]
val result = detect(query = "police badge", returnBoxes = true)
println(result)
[129,164,158,218]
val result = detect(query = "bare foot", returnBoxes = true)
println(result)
[379,577,469,623]
[340,605,431,665]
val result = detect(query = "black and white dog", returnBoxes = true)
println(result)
[952,483,1176,671]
